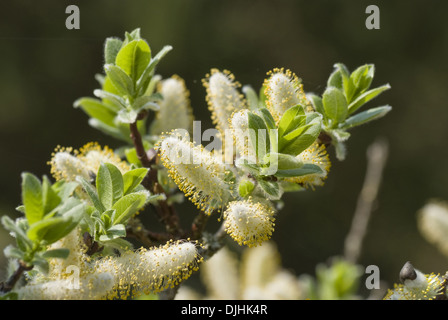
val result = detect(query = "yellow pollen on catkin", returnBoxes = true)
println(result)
[263,68,312,123]
[155,131,234,215]
[286,142,331,190]
[223,198,275,247]
[48,142,130,182]
[94,240,203,297]
[203,69,246,135]
[228,109,257,161]
[384,273,444,300]
[78,142,130,174]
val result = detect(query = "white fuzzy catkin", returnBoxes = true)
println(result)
[94,241,202,297]
[17,272,115,300]
[418,201,448,257]
[204,69,245,135]
[240,241,280,289]
[264,68,310,122]
[229,109,257,162]
[47,229,88,279]
[49,143,130,182]
[223,198,275,247]
[151,75,193,135]
[49,151,91,182]
[78,142,130,174]
[156,131,234,214]
[200,246,240,300]
[384,271,444,300]
[242,270,301,300]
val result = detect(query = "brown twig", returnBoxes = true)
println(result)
[343,138,389,264]
[0,261,33,293]
[129,115,183,237]
[125,217,173,247]
[190,211,210,240]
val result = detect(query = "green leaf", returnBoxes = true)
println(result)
[132,94,160,112]
[235,157,261,175]
[258,108,276,130]
[350,64,375,96]
[3,245,25,260]
[0,292,18,300]
[96,163,124,209]
[116,39,151,82]
[257,179,282,200]
[93,89,127,109]
[1,216,32,251]
[31,256,49,274]
[262,152,303,171]
[77,177,105,212]
[278,104,306,137]
[322,87,348,125]
[278,110,322,156]
[101,237,133,251]
[129,28,141,40]
[308,94,325,119]
[347,84,391,115]
[73,98,116,127]
[21,173,44,225]
[27,216,66,244]
[242,85,260,111]
[27,199,84,244]
[146,193,167,204]
[42,248,70,259]
[102,76,123,103]
[274,163,323,178]
[136,45,172,94]
[331,63,355,101]
[88,118,129,143]
[100,209,115,230]
[111,191,148,225]
[280,180,304,192]
[124,147,142,166]
[123,168,149,195]
[238,178,255,198]
[99,224,126,242]
[104,37,123,65]
[1,216,28,240]
[51,180,79,202]
[104,64,135,97]
[248,112,270,159]
[327,67,344,90]
[42,176,61,216]
[340,105,392,129]
[117,108,139,124]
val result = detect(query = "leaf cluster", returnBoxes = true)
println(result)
[74,28,172,143]
[1,174,84,273]
[309,63,391,160]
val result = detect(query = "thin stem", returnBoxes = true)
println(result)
[343,138,388,264]
[190,212,210,240]
[129,117,183,237]
[129,119,151,168]
[0,261,33,293]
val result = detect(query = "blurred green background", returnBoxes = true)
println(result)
[0,0,447,297]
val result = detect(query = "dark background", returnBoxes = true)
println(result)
[0,0,447,297]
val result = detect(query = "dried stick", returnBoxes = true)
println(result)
[343,138,388,264]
